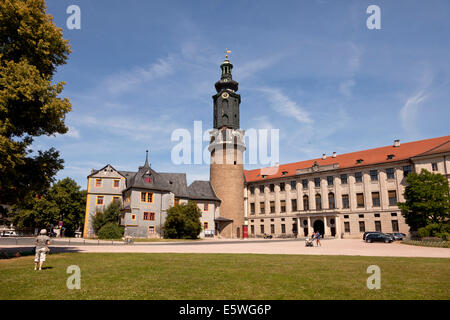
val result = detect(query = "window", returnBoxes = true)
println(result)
[374,213,380,218]
[95,179,102,187]
[113,179,120,188]
[251,225,255,234]
[315,194,322,210]
[356,193,364,208]
[403,165,412,177]
[260,225,265,234]
[375,221,382,232]
[432,163,438,172]
[359,221,365,232]
[342,194,349,209]
[131,214,136,220]
[249,186,255,194]
[344,215,349,219]
[174,198,180,205]
[259,185,264,193]
[387,154,395,160]
[314,178,321,188]
[279,182,285,192]
[355,172,362,183]
[203,222,209,230]
[291,199,297,211]
[388,190,397,206]
[250,203,255,215]
[356,159,364,164]
[270,201,275,213]
[302,179,308,189]
[143,212,155,221]
[392,220,399,232]
[391,212,397,217]
[270,184,275,192]
[328,192,335,209]
[113,196,120,203]
[359,214,364,218]
[344,222,350,233]
[204,203,209,211]
[372,192,380,207]
[303,195,309,211]
[386,168,395,180]
[148,226,155,234]
[281,224,286,234]
[270,224,275,234]
[370,170,378,181]
[96,196,104,205]
[260,202,265,214]
[280,200,286,213]
[327,176,334,186]
[141,192,153,203]
[340,174,348,184]
[282,171,288,176]
[290,181,297,190]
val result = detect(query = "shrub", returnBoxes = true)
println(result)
[417,223,450,241]
[97,222,124,240]
[164,201,202,239]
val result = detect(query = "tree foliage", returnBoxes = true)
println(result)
[92,201,122,235]
[0,0,72,206]
[12,178,86,236]
[164,201,202,239]
[398,169,450,231]
[97,222,124,240]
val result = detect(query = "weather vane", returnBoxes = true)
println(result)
[225,48,231,59]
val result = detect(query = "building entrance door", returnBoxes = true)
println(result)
[313,220,325,236]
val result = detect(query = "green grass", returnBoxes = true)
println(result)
[1,253,449,300]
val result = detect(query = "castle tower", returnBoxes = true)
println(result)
[209,52,246,239]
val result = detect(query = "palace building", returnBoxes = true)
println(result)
[83,54,450,239]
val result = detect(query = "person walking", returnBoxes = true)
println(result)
[315,231,322,247]
[34,229,51,270]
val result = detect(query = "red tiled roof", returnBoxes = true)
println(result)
[244,135,450,183]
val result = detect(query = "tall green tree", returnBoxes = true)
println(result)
[92,201,122,234]
[0,0,72,206]
[12,178,86,235]
[398,169,450,231]
[164,201,202,239]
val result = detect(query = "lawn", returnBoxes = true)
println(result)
[0,253,449,300]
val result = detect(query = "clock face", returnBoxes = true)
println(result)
[221,92,229,99]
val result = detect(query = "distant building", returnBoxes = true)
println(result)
[83,151,220,239]
[244,136,450,239]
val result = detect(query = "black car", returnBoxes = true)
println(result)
[363,231,382,240]
[365,233,393,243]
[390,232,406,240]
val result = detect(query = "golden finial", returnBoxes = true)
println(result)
[225,48,231,59]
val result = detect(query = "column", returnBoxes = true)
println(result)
[323,216,330,237]
[335,216,341,239]
[297,217,301,238]
[307,216,313,236]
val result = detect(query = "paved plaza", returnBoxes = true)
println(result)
[1,238,449,258]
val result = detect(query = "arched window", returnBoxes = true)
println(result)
[303,195,309,211]
[315,194,322,210]
[328,192,335,209]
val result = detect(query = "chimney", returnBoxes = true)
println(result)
[332,152,337,158]
[322,154,326,160]
[394,139,400,147]
[90,168,94,174]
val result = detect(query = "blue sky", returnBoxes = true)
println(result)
[36,0,450,189]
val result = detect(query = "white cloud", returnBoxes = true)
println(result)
[339,79,355,97]
[66,126,80,139]
[258,87,313,124]
[400,89,428,134]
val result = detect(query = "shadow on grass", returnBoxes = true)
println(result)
[0,246,82,259]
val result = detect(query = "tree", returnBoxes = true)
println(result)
[164,201,202,239]
[92,201,122,235]
[398,169,450,231]
[97,223,124,240]
[0,0,72,206]
[12,177,86,235]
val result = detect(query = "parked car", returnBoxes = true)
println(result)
[384,233,395,241]
[363,231,382,240]
[389,232,406,240]
[1,231,18,237]
[365,233,393,243]
[263,233,273,239]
